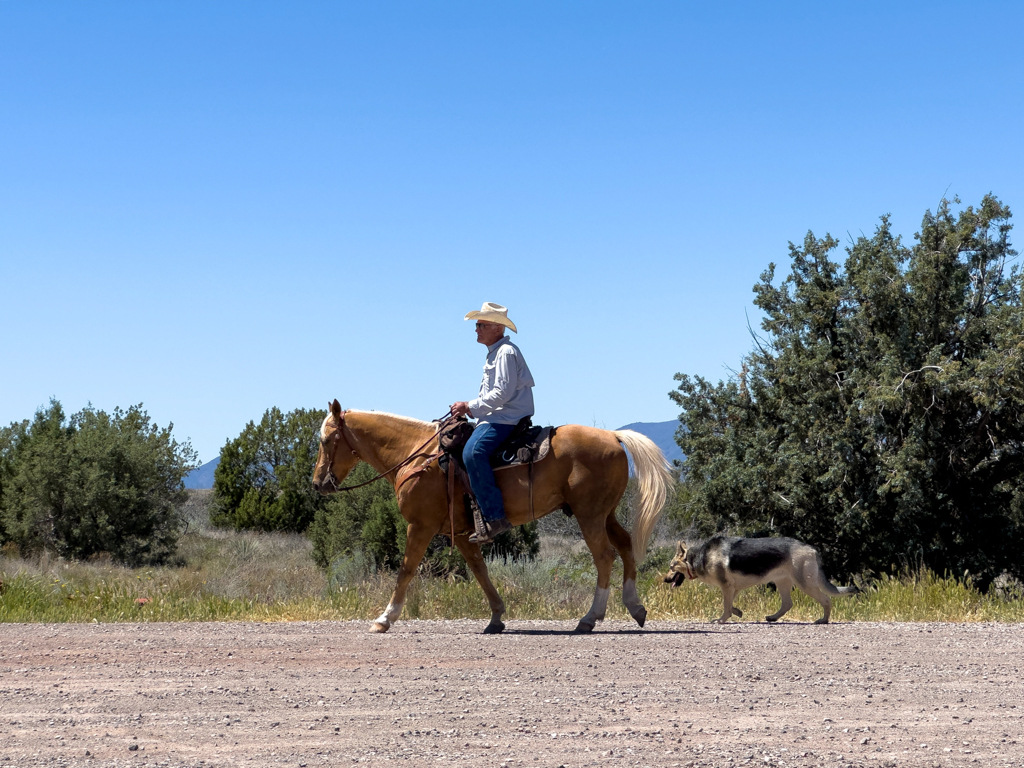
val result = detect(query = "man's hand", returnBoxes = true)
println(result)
[450,401,473,418]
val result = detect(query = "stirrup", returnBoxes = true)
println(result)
[468,516,512,545]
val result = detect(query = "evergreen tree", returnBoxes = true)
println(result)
[0,400,197,566]
[672,196,1024,585]
[212,407,327,532]
[308,460,539,573]
[308,461,405,569]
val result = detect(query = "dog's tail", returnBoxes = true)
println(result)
[613,429,674,563]
[823,581,860,596]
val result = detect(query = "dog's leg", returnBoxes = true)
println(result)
[803,567,835,624]
[810,582,833,624]
[766,578,794,622]
[716,586,737,624]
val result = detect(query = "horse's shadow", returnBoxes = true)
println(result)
[501,627,714,636]
[499,620,852,635]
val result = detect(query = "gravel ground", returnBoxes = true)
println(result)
[1,619,1022,767]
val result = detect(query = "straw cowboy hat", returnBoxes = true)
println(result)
[464,302,518,333]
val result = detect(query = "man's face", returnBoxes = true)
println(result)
[475,321,505,346]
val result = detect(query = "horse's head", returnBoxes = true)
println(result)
[663,540,695,587]
[312,399,361,495]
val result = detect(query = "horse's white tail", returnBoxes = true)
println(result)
[613,430,674,563]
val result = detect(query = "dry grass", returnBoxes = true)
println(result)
[2,529,1023,624]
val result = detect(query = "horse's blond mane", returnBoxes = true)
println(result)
[321,409,434,439]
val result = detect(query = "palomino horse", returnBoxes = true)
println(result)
[312,400,672,634]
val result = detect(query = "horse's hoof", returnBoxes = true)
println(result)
[573,621,595,634]
[633,606,647,629]
[371,621,390,633]
[483,621,505,635]
[765,616,779,623]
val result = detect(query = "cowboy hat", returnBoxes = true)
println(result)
[464,302,518,333]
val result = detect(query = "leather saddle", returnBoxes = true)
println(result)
[436,417,556,538]
[489,420,555,470]
[437,416,554,473]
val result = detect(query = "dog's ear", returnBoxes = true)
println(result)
[675,540,685,556]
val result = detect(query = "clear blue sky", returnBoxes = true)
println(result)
[3,2,1023,463]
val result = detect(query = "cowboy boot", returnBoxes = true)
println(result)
[468,513,512,545]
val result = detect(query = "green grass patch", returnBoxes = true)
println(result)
[2,532,1023,623]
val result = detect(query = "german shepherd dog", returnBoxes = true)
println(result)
[664,536,858,624]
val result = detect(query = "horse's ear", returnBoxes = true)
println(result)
[330,399,343,418]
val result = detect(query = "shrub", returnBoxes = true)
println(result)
[0,400,197,566]
[674,196,1024,586]
[309,461,540,573]
[212,407,326,532]
[308,462,399,568]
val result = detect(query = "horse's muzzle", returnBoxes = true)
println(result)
[312,477,336,495]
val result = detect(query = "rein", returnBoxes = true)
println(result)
[327,410,455,492]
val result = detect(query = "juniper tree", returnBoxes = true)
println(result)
[0,400,197,565]
[212,406,327,532]
[672,195,1024,585]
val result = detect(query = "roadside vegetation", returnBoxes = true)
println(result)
[5,195,1024,624]
[3,514,1023,624]
[673,195,1024,588]
[0,401,197,567]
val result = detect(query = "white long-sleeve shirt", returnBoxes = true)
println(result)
[468,336,535,425]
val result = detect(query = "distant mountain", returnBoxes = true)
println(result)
[184,457,220,490]
[616,420,684,464]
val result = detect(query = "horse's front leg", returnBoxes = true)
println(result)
[372,522,433,633]
[454,536,506,634]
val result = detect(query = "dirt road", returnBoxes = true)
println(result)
[1,619,1022,767]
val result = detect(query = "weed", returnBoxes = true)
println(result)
[2,529,1023,623]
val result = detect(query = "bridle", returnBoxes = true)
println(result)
[321,409,455,492]
[322,410,359,491]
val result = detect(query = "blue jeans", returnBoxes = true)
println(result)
[463,422,516,522]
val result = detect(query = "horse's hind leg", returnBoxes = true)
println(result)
[454,537,506,634]
[575,519,618,634]
[372,523,433,633]
[606,515,646,628]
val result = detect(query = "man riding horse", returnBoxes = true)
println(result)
[312,302,671,633]
[451,302,535,545]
